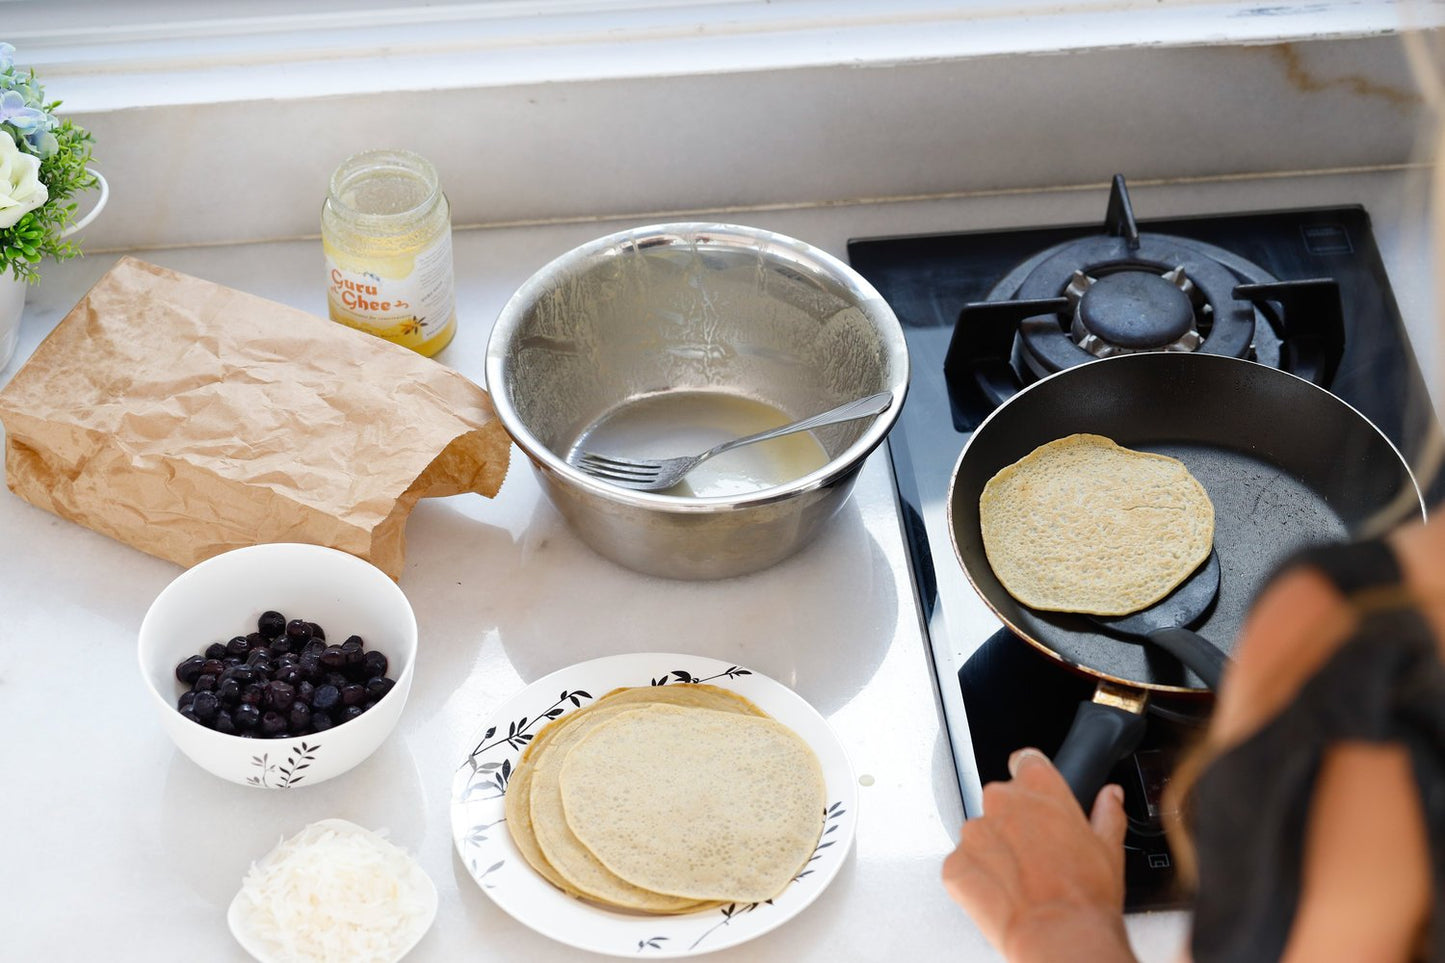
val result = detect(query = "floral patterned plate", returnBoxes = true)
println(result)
[449,652,857,958]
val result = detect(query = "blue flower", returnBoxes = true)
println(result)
[0,89,45,136]
[0,43,13,75]
[24,128,58,159]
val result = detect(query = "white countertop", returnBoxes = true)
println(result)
[1,169,1431,962]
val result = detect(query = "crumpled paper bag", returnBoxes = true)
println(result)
[0,256,510,577]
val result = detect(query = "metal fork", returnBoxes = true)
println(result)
[568,391,895,491]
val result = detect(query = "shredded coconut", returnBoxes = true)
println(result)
[233,819,436,963]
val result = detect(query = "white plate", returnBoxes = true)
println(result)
[450,652,857,958]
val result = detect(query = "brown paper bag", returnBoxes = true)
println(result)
[0,256,510,577]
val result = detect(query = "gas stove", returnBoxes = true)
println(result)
[847,176,1444,911]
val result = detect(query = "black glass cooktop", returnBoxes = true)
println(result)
[848,196,1442,911]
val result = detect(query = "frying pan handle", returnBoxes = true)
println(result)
[1146,626,1229,689]
[1053,699,1148,809]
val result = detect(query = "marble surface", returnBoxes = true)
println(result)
[0,170,1431,961]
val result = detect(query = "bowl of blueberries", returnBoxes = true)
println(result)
[138,542,418,788]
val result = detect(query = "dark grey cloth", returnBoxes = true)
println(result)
[1189,539,1445,963]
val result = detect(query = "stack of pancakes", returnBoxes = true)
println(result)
[505,684,826,913]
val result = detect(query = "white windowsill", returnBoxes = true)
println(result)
[6,1,1444,252]
[10,0,1442,111]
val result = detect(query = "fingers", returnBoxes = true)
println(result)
[1007,746,1047,778]
[1089,784,1128,849]
[1008,746,1073,799]
[1008,747,1128,842]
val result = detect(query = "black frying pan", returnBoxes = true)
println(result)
[947,352,1424,806]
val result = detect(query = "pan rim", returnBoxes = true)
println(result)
[944,352,1425,694]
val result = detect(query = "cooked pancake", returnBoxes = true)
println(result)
[506,684,764,912]
[559,703,826,905]
[978,433,1214,616]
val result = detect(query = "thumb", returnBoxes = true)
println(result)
[1089,783,1128,848]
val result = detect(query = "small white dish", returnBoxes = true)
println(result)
[450,652,858,958]
[227,818,438,963]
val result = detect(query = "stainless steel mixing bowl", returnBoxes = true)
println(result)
[484,222,910,579]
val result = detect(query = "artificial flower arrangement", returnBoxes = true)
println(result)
[0,42,97,282]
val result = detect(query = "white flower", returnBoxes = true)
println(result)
[0,135,47,230]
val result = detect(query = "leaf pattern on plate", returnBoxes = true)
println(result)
[467,857,505,890]
[465,817,506,848]
[468,689,593,761]
[687,901,768,951]
[795,800,848,880]
[650,667,752,687]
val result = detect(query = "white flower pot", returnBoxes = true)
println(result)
[0,170,107,371]
[0,270,23,371]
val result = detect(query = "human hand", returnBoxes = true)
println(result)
[942,748,1136,963]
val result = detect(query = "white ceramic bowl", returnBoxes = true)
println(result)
[138,543,417,789]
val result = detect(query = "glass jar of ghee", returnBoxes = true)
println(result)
[321,149,457,356]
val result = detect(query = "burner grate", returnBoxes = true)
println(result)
[941,176,1344,429]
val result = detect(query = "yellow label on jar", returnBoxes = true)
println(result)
[324,231,456,356]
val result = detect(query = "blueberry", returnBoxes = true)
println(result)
[225,635,251,657]
[213,711,237,735]
[221,665,254,686]
[259,711,287,737]
[257,610,286,638]
[175,655,206,685]
[288,701,312,732]
[340,637,364,668]
[297,680,316,706]
[192,690,220,722]
[217,678,241,705]
[309,623,326,642]
[269,636,293,656]
[193,673,217,693]
[312,684,341,712]
[320,645,346,670]
[177,691,196,711]
[311,711,335,732]
[340,683,366,707]
[362,650,388,680]
[365,676,395,701]
[264,680,295,711]
[340,705,363,723]
[234,703,261,730]
[285,619,313,643]
[205,641,229,661]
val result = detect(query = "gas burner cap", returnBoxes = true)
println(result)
[1008,233,1255,379]
[1067,268,1203,358]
